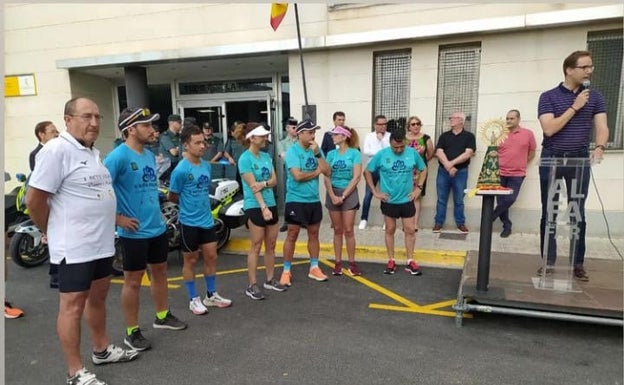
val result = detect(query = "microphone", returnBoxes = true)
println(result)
[582,79,591,90]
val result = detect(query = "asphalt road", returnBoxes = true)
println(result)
[4,252,623,385]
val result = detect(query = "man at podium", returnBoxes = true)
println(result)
[537,50,609,282]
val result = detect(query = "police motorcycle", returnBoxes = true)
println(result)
[5,173,50,268]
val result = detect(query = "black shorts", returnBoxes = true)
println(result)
[285,201,323,226]
[380,201,416,219]
[120,232,168,271]
[180,224,217,252]
[325,187,360,212]
[58,257,113,293]
[245,206,279,227]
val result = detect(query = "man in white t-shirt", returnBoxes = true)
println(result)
[27,97,138,385]
[359,114,390,230]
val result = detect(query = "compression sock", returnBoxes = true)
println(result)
[184,280,197,300]
[205,275,216,296]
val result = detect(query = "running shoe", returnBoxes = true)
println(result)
[279,271,292,287]
[153,311,187,330]
[245,284,265,300]
[67,368,108,385]
[332,261,343,276]
[124,328,151,351]
[263,278,287,292]
[308,266,328,282]
[4,301,24,319]
[203,292,233,308]
[189,296,208,315]
[92,344,138,365]
[405,260,422,276]
[383,259,396,275]
[348,262,362,276]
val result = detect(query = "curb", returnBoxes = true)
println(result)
[223,237,465,269]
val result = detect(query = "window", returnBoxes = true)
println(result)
[588,29,623,149]
[373,49,411,133]
[179,78,273,95]
[435,43,481,138]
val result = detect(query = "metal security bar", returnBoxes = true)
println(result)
[373,50,411,133]
[435,44,481,138]
[588,29,623,149]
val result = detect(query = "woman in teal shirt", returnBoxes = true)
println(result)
[238,123,287,300]
[323,126,363,276]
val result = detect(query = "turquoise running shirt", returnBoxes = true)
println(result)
[366,146,425,204]
[169,158,214,228]
[326,147,362,189]
[238,150,276,210]
[284,142,321,203]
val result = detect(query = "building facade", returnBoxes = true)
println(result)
[4,3,623,235]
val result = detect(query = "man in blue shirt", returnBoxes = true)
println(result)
[105,107,187,353]
[280,120,331,286]
[537,50,609,281]
[168,124,232,314]
[364,128,427,276]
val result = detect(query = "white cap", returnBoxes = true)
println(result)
[245,126,271,139]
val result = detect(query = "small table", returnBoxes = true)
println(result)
[466,188,514,292]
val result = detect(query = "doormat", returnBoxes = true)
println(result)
[438,232,468,241]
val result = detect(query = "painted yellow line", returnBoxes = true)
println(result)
[369,303,472,318]
[224,237,465,269]
[166,261,309,283]
[319,258,422,308]
[420,299,458,310]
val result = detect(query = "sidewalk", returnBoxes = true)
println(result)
[224,217,624,269]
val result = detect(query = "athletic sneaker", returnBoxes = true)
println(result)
[358,219,368,230]
[348,262,362,276]
[279,271,292,287]
[203,292,233,308]
[263,278,287,292]
[537,266,555,277]
[189,296,208,315]
[405,260,422,276]
[246,284,265,300]
[308,266,328,282]
[67,368,108,385]
[153,311,187,330]
[124,328,151,351]
[4,301,24,319]
[332,261,344,276]
[384,259,396,275]
[92,344,138,365]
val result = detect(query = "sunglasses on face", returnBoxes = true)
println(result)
[410,122,422,126]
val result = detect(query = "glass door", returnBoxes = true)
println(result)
[177,100,226,142]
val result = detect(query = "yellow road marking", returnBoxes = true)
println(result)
[320,259,470,318]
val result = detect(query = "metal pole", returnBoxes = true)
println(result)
[459,303,623,327]
[476,195,495,292]
[294,4,310,115]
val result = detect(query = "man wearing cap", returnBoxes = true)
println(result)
[277,117,298,232]
[159,114,183,171]
[27,97,138,385]
[280,119,331,286]
[105,107,187,354]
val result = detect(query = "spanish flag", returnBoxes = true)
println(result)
[270,3,289,31]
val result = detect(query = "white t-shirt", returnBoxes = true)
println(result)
[362,131,390,165]
[28,131,116,264]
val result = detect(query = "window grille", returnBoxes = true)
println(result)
[373,50,411,133]
[435,44,481,139]
[588,29,623,149]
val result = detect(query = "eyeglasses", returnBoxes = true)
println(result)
[575,65,594,71]
[376,122,387,126]
[410,122,422,126]
[448,116,461,120]
[70,114,103,122]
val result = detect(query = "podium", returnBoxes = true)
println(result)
[535,157,591,293]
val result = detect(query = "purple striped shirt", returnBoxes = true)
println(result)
[537,82,606,153]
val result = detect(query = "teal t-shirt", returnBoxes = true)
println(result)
[238,150,277,210]
[104,144,166,238]
[326,147,362,189]
[169,158,214,228]
[284,142,321,203]
[366,146,425,204]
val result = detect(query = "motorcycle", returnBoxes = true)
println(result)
[6,172,50,268]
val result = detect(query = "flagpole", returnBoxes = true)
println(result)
[294,3,310,118]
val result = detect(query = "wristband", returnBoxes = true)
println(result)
[570,106,578,113]
[314,152,322,158]
[595,144,606,151]
[416,184,423,190]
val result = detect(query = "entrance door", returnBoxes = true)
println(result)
[179,104,225,137]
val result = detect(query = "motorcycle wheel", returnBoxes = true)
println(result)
[214,218,231,251]
[9,232,49,268]
[112,238,124,276]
